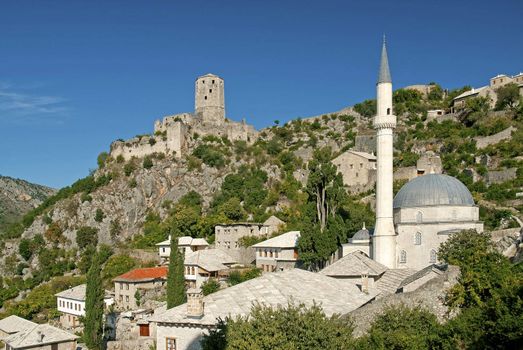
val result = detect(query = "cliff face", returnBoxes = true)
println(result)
[0,176,56,234]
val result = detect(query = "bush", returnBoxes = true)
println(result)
[94,209,104,223]
[19,239,33,261]
[124,162,135,176]
[143,156,153,169]
[228,268,261,286]
[201,278,220,296]
[193,144,226,168]
[76,226,99,249]
[97,152,109,169]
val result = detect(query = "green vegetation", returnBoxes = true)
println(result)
[166,236,186,308]
[495,83,521,111]
[94,208,104,222]
[227,268,262,286]
[84,252,104,350]
[201,278,220,296]
[143,156,154,169]
[76,226,99,250]
[201,302,355,350]
[101,254,137,286]
[353,99,376,118]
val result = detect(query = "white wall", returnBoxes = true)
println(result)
[157,323,209,350]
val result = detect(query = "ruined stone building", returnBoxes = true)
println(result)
[110,74,258,161]
[332,150,376,193]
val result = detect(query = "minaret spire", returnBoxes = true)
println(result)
[372,37,397,269]
[378,36,392,84]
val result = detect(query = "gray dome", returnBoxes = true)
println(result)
[393,174,475,209]
[352,228,370,241]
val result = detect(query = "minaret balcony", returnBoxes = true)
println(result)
[373,115,397,129]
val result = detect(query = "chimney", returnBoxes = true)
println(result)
[361,271,369,294]
[186,288,204,318]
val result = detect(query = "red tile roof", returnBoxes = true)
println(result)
[113,266,168,282]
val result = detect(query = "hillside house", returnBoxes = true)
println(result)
[252,231,301,273]
[332,150,377,192]
[184,249,236,288]
[113,267,168,310]
[156,236,209,264]
[3,323,78,350]
[55,284,114,330]
[214,216,285,262]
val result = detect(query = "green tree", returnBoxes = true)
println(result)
[201,278,220,296]
[19,239,33,261]
[495,83,521,111]
[356,305,443,350]
[84,253,104,350]
[97,152,109,169]
[201,302,354,350]
[166,235,186,308]
[76,226,99,249]
[143,156,153,169]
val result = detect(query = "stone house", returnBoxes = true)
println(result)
[252,231,301,273]
[113,267,168,310]
[156,236,209,264]
[332,150,377,193]
[184,249,236,288]
[0,315,36,341]
[452,72,523,112]
[214,216,285,262]
[55,284,114,331]
[149,269,377,350]
[393,152,442,182]
[3,323,78,350]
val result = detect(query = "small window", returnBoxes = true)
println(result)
[387,108,391,115]
[204,96,207,100]
[166,337,177,350]
[400,250,407,263]
[430,249,437,263]
[360,163,363,168]
[125,296,129,302]
[416,211,423,223]
[126,284,129,290]
[415,232,422,245]
[202,80,205,84]
[209,89,212,93]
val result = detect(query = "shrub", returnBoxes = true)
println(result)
[201,278,220,296]
[143,156,153,169]
[124,162,135,176]
[97,152,109,169]
[94,209,104,223]
[76,226,99,249]
[19,239,33,261]
[193,145,225,168]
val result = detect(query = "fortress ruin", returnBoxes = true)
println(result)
[110,73,258,160]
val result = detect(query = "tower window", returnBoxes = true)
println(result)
[209,89,212,93]
[202,80,205,84]
[430,249,437,263]
[204,96,207,100]
[415,232,422,245]
[212,80,215,84]
[387,108,391,115]
[400,250,407,263]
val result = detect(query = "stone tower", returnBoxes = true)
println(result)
[195,73,225,124]
[372,37,397,269]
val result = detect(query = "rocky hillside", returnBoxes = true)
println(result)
[0,176,55,234]
[0,81,522,316]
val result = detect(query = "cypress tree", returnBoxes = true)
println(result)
[84,252,104,350]
[166,234,186,308]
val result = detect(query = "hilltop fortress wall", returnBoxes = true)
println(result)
[110,74,258,161]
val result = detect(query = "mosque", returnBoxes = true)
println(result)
[344,39,484,271]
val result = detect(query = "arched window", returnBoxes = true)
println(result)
[416,211,423,223]
[430,249,437,263]
[415,232,422,245]
[400,250,407,263]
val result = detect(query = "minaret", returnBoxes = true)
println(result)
[372,37,397,269]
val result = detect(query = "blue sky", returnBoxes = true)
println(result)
[1,0,522,188]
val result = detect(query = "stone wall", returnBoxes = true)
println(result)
[355,135,376,154]
[475,126,516,149]
[487,168,517,185]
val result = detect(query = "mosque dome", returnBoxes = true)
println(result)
[393,174,475,209]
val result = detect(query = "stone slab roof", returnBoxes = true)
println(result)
[54,284,113,301]
[252,231,300,248]
[263,215,286,227]
[150,269,377,327]
[398,264,446,289]
[376,268,417,295]
[184,249,236,272]
[156,236,210,247]
[4,323,78,348]
[113,267,168,283]
[0,315,36,336]
[453,86,488,100]
[319,251,387,277]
